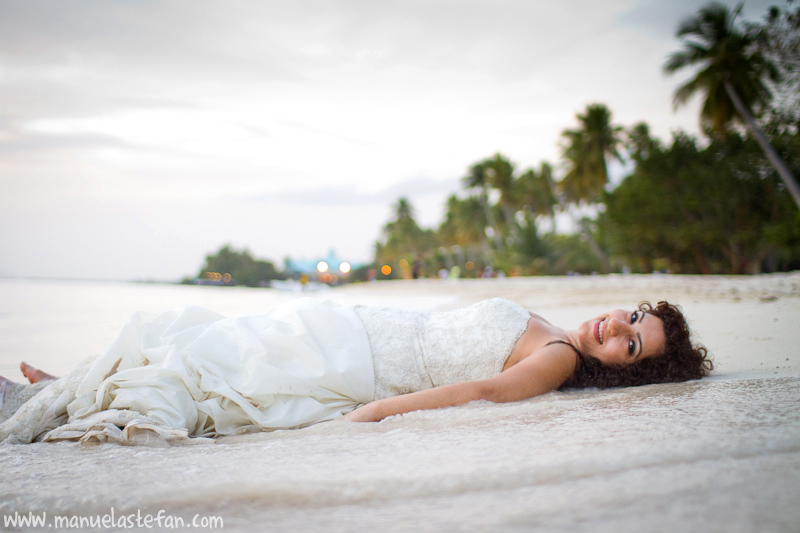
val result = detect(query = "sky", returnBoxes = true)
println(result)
[0,0,778,281]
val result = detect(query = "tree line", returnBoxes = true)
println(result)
[182,245,285,287]
[375,1,800,278]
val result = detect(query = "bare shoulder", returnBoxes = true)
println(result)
[509,341,579,378]
[485,342,579,403]
[504,313,573,370]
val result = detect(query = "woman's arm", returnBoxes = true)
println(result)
[343,343,577,422]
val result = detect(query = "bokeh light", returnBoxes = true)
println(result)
[339,262,351,273]
[381,265,392,276]
[317,261,329,273]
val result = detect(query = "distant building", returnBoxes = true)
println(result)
[283,249,356,285]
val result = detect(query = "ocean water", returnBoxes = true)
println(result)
[1,279,798,532]
[0,278,314,378]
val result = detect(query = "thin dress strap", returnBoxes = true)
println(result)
[545,340,583,373]
[545,339,582,355]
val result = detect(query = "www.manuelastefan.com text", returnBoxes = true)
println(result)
[4,509,223,529]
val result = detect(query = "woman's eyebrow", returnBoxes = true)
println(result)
[637,332,643,359]
[635,312,645,358]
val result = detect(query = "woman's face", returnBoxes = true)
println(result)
[577,308,666,366]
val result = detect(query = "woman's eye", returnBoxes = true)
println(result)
[630,311,639,324]
[628,339,636,356]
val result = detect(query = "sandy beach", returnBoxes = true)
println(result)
[1,273,798,532]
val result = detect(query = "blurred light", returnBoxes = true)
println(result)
[465,261,475,271]
[222,273,232,283]
[381,265,392,276]
[339,262,351,273]
[317,261,329,273]
[399,258,409,268]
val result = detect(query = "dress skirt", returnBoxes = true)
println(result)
[0,298,375,445]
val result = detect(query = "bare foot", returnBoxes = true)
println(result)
[20,362,56,384]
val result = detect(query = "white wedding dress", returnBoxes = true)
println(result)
[0,298,530,445]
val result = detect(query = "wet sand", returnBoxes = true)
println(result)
[1,273,798,532]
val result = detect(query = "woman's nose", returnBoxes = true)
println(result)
[607,318,627,336]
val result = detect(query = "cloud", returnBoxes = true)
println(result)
[250,174,461,206]
[231,122,271,140]
[276,119,378,147]
[0,131,129,154]
[0,1,645,100]
[0,1,308,80]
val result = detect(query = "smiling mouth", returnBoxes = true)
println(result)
[594,318,606,344]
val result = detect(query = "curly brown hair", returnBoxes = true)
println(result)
[560,301,713,389]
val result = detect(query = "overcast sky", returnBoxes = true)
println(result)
[0,0,777,281]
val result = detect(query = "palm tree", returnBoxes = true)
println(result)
[485,154,517,224]
[380,197,425,264]
[557,104,620,273]
[750,1,800,121]
[438,195,491,264]
[463,159,504,250]
[440,195,487,247]
[515,163,557,230]
[664,2,800,209]
[626,122,660,164]
[483,153,520,245]
[560,104,623,204]
[392,197,414,223]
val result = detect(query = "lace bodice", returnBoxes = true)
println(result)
[353,298,531,400]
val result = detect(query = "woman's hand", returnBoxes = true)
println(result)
[340,403,380,422]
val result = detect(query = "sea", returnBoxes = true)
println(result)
[1,278,798,532]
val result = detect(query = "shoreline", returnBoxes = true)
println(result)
[3,270,799,298]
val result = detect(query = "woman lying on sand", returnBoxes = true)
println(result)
[0,298,711,444]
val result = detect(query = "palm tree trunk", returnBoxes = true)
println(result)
[579,219,611,274]
[501,203,519,245]
[693,245,711,275]
[724,81,800,210]
[543,170,560,233]
[480,188,504,251]
[544,169,610,273]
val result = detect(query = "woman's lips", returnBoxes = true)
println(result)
[594,318,605,344]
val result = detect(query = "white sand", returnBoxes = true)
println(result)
[1,273,798,532]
